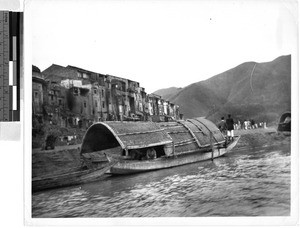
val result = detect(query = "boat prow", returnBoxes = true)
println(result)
[226,135,241,152]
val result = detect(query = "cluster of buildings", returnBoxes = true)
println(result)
[32,64,180,129]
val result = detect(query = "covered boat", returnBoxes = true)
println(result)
[81,117,240,174]
[278,111,291,132]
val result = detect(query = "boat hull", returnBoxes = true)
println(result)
[32,161,116,192]
[110,136,240,175]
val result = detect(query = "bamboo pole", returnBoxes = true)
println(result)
[117,128,164,136]
[191,118,220,144]
[167,130,203,134]
[210,132,214,161]
[158,123,180,128]
[174,139,196,147]
[177,121,202,149]
[167,130,189,134]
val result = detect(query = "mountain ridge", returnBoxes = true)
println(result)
[154,55,291,123]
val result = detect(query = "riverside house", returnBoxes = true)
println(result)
[33,64,180,129]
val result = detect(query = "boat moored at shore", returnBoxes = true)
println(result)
[32,118,240,192]
[81,117,240,175]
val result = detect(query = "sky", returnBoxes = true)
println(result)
[29,0,297,93]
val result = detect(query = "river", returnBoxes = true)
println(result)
[32,143,290,217]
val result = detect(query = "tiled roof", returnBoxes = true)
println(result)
[42,64,78,81]
[67,65,99,75]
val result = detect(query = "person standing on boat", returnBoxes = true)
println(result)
[226,114,234,142]
[218,117,227,136]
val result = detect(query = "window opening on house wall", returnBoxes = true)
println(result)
[58,99,62,105]
[94,89,97,94]
[73,88,79,96]
[77,72,82,78]
[102,101,105,108]
[84,102,87,108]
[83,73,88,79]
[34,91,38,99]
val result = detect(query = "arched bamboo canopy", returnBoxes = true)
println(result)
[81,117,225,155]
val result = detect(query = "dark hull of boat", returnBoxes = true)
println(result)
[277,122,291,132]
[110,136,240,175]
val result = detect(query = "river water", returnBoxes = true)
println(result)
[32,143,290,217]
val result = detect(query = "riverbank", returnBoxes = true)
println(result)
[234,127,290,150]
[32,147,82,178]
[32,127,291,178]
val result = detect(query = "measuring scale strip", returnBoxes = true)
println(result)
[0,11,21,122]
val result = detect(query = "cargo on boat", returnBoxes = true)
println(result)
[81,117,240,175]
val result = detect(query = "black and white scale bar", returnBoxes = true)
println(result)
[0,12,3,121]
[0,11,21,122]
[1,11,10,121]
[9,12,20,121]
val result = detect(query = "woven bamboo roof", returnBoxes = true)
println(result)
[81,118,225,154]
[157,117,225,154]
[81,121,173,153]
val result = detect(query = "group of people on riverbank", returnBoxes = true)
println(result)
[234,119,267,130]
[217,115,268,141]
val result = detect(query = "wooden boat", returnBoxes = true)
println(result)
[81,117,240,175]
[32,158,117,192]
[277,111,291,132]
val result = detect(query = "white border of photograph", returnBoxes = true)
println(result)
[23,0,299,226]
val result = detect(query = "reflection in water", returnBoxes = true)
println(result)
[32,144,290,217]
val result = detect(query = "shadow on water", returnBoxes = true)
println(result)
[32,143,291,217]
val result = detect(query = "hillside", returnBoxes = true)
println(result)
[154,87,182,101]
[157,55,291,124]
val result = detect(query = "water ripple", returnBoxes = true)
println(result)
[32,144,290,217]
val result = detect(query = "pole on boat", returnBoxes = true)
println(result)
[172,142,176,157]
[210,132,214,161]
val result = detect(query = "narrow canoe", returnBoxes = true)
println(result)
[32,161,117,192]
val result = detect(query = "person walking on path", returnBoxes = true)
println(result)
[226,114,234,142]
[217,117,227,136]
